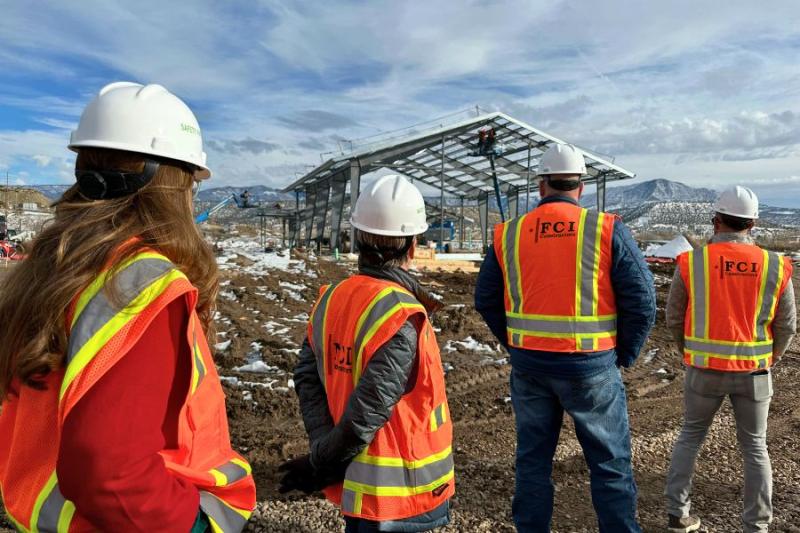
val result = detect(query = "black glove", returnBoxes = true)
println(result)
[278,454,350,494]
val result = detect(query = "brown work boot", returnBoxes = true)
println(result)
[668,514,701,532]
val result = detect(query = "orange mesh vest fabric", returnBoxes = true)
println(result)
[493,202,617,352]
[677,242,792,372]
[0,250,255,532]
[307,275,454,521]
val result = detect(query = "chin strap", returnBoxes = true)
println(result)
[75,159,160,199]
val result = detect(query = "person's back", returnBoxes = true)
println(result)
[0,82,255,532]
[281,175,454,532]
[475,143,656,533]
[664,186,795,533]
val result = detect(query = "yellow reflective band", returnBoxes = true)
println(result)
[702,247,710,339]
[592,213,604,315]
[513,214,527,312]
[60,269,187,400]
[574,209,588,314]
[353,297,425,385]
[210,469,228,486]
[343,469,454,497]
[766,256,786,334]
[430,414,437,432]
[753,250,770,340]
[505,311,617,321]
[70,252,168,328]
[29,471,58,533]
[685,349,772,361]
[208,515,223,533]
[231,457,252,475]
[685,335,773,348]
[507,328,617,339]
[687,250,695,335]
[320,284,340,384]
[354,491,364,515]
[353,446,452,469]
[57,501,75,533]
[499,222,514,309]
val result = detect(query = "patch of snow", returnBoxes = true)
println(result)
[442,362,455,374]
[220,290,237,301]
[446,336,497,354]
[643,348,659,364]
[430,292,444,301]
[233,360,280,373]
[214,340,232,351]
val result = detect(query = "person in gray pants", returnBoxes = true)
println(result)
[664,186,796,533]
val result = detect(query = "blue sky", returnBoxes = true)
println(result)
[1,1,799,207]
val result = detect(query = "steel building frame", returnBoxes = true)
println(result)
[282,112,635,252]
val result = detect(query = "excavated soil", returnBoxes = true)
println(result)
[2,256,799,532]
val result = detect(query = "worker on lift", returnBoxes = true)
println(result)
[281,175,455,532]
[240,189,251,208]
[0,82,255,532]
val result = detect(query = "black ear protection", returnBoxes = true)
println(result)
[75,159,160,200]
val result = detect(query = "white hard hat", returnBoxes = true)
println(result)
[69,82,211,178]
[351,175,428,237]
[537,143,587,176]
[714,185,759,219]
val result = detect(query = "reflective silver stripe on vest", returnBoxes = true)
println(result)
[692,354,706,368]
[200,491,248,533]
[310,284,337,386]
[37,482,68,533]
[342,488,358,514]
[504,216,524,314]
[346,452,454,489]
[755,252,782,341]
[193,324,206,384]
[216,461,249,484]
[685,338,773,357]
[579,210,600,316]
[434,404,446,428]
[67,258,174,363]
[580,338,595,350]
[506,316,617,334]
[352,290,421,363]
[690,250,707,339]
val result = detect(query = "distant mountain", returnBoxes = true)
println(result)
[579,179,799,230]
[29,185,71,201]
[584,178,718,209]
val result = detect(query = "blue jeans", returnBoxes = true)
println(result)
[511,364,641,533]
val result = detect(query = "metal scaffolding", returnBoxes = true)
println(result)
[283,111,635,252]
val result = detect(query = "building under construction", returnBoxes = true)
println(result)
[283,111,635,252]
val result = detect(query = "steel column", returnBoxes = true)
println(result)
[597,173,607,212]
[459,197,465,250]
[312,178,330,247]
[328,171,348,252]
[439,135,446,246]
[303,185,316,247]
[349,160,361,253]
[526,143,532,212]
[478,190,489,253]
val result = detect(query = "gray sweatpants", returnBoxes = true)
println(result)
[665,366,773,533]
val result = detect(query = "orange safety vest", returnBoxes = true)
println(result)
[307,276,454,522]
[493,201,617,352]
[678,242,792,372]
[0,249,255,532]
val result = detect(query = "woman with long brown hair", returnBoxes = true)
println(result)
[0,82,255,532]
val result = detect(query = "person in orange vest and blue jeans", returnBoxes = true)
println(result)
[0,82,255,532]
[664,186,796,533]
[280,175,454,532]
[475,143,656,532]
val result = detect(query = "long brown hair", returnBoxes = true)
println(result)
[0,148,218,398]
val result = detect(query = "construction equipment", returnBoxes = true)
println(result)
[471,127,506,222]
[195,194,238,223]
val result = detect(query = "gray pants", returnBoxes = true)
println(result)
[665,366,773,532]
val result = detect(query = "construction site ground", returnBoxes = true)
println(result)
[1,248,799,532]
